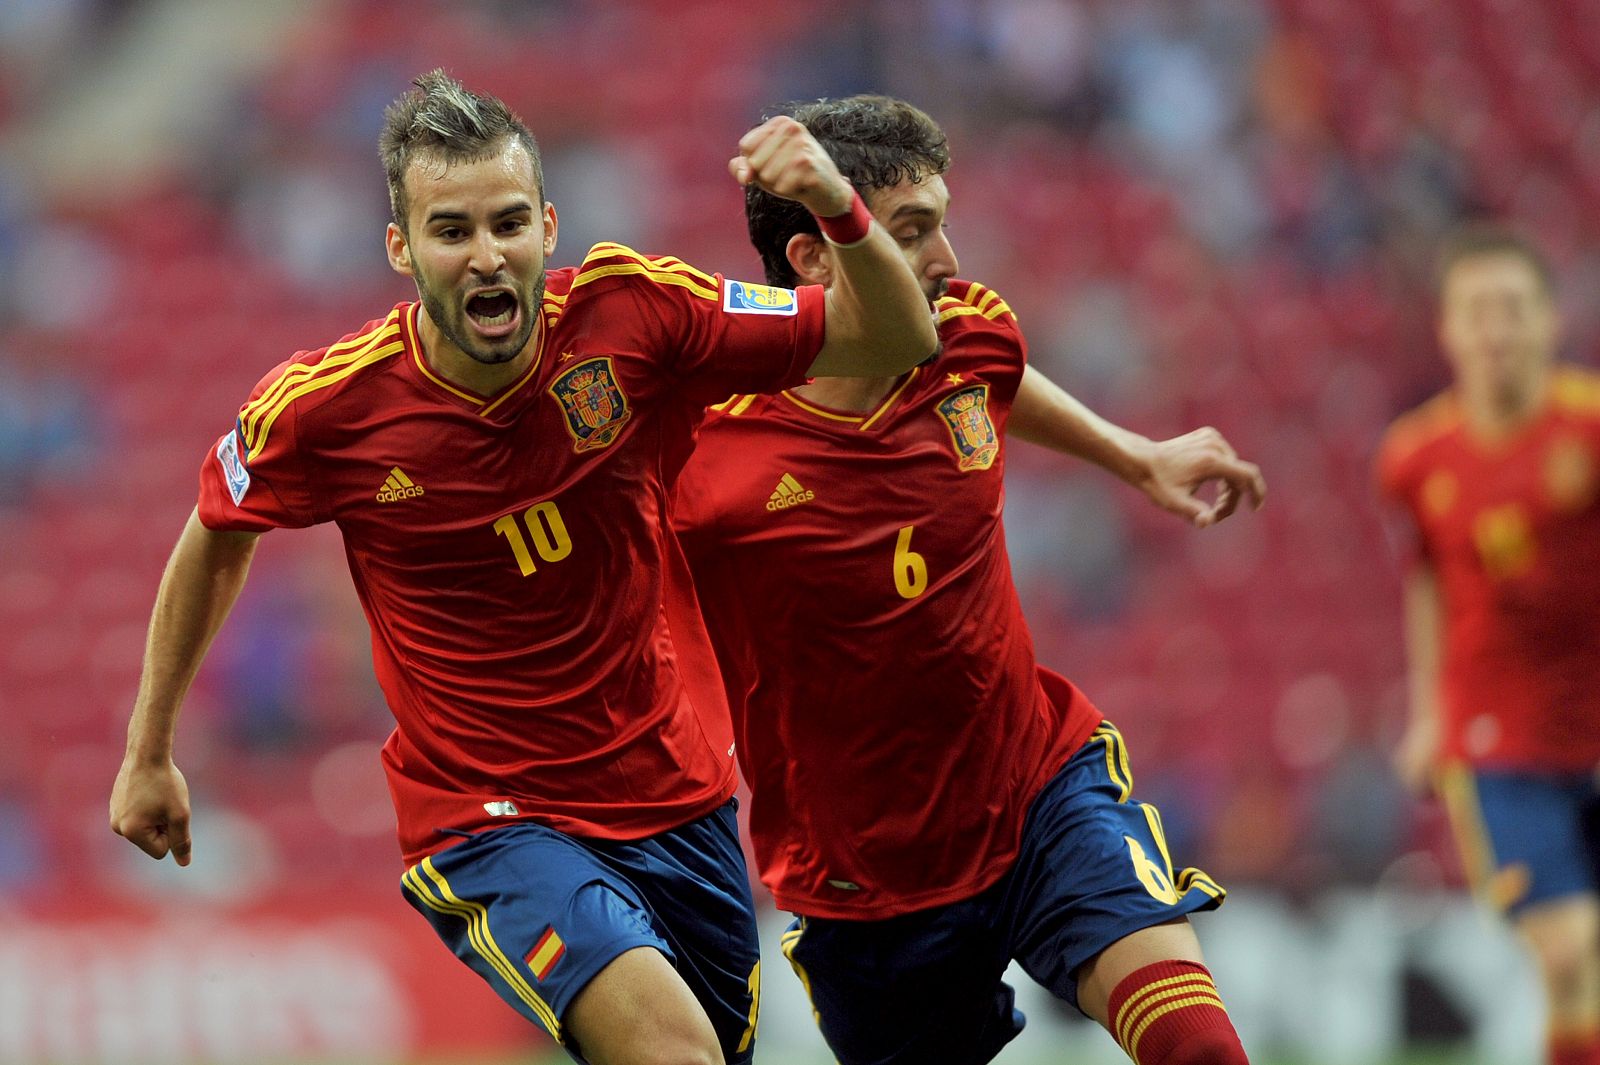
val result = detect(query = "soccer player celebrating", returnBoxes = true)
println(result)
[108,72,935,1065]
[674,96,1263,1065]
[1379,227,1600,1065]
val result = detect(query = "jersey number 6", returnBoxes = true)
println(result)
[494,500,573,576]
[894,525,928,599]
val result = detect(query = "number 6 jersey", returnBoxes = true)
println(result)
[196,244,824,865]
[673,280,1102,920]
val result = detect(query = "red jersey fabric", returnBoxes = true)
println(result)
[674,280,1102,919]
[197,245,825,864]
[1378,367,1600,771]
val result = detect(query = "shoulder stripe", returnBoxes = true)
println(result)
[587,242,718,288]
[728,394,758,416]
[240,318,399,442]
[571,261,719,301]
[1382,391,1461,465]
[1552,367,1600,416]
[245,337,404,461]
[936,304,985,324]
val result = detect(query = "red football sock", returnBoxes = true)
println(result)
[1550,1032,1600,1065]
[1106,960,1249,1065]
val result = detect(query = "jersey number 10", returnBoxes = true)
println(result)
[494,500,573,576]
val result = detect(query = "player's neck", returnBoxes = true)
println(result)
[792,374,903,413]
[1463,369,1550,441]
[416,309,538,398]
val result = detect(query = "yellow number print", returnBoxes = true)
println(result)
[1127,804,1180,905]
[893,525,928,599]
[1471,504,1536,580]
[493,500,573,576]
[736,960,760,1054]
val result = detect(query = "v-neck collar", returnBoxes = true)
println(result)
[404,301,549,418]
[779,368,923,432]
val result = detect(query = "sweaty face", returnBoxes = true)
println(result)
[866,174,959,305]
[1438,253,1558,416]
[395,139,553,367]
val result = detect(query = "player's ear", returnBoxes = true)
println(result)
[785,232,833,287]
[386,222,414,277]
[542,202,558,259]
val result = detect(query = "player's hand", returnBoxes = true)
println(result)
[110,757,193,866]
[730,116,854,218]
[1393,716,1440,797]
[1138,427,1266,528]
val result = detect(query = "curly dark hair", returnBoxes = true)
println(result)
[746,95,950,287]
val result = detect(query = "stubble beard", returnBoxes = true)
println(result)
[418,269,547,366]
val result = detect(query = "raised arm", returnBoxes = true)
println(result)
[730,117,936,377]
[1394,563,1445,795]
[1010,366,1266,528]
[110,508,261,866]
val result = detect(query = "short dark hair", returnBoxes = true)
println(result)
[379,69,545,232]
[746,95,950,287]
[1436,222,1555,296]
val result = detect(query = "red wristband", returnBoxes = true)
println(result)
[815,190,873,247]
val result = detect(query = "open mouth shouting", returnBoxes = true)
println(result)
[465,286,522,340]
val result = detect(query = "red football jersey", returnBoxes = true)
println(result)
[1378,367,1600,771]
[197,244,825,864]
[674,280,1103,919]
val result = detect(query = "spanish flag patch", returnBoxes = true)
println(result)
[526,926,566,982]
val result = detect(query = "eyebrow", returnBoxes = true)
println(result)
[888,197,951,222]
[425,201,536,226]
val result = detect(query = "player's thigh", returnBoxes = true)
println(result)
[781,899,1023,1065]
[401,823,674,1057]
[592,800,762,1064]
[566,945,723,1065]
[1437,765,1600,915]
[1006,721,1225,1014]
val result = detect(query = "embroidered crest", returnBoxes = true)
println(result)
[937,385,998,471]
[550,358,632,453]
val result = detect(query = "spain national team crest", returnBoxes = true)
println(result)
[937,385,998,471]
[550,357,632,453]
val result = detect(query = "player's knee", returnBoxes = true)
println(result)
[626,1042,723,1065]
[1530,935,1599,997]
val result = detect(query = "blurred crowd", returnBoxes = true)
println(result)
[3,0,1597,908]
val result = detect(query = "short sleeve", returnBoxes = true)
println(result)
[1374,425,1429,567]
[197,362,321,532]
[582,245,826,406]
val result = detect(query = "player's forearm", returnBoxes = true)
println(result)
[810,228,938,377]
[1009,367,1153,485]
[124,509,259,764]
[1402,565,1445,725]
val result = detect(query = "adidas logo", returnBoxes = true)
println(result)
[375,466,424,502]
[766,473,814,511]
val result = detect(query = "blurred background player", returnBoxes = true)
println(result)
[108,71,935,1065]
[675,95,1265,1065]
[1378,226,1600,1065]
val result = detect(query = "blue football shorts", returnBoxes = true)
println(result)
[400,799,761,1064]
[780,721,1225,1065]
[1438,764,1600,916]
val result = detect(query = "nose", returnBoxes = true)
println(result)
[468,229,507,278]
[925,229,959,285]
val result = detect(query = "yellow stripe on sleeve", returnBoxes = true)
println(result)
[403,861,563,1039]
[587,243,719,289]
[245,340,404,461]
[240,319,399,446]
[570,262,719,302]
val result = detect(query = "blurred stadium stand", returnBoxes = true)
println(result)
[0,0,1590,1061]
